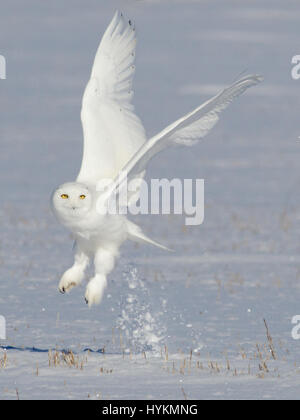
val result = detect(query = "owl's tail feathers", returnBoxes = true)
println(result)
[126,220,173,252]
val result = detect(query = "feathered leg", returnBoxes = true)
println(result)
[59,245,89,293]
[85,247,118,307]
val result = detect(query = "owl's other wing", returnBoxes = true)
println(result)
[77,11,146,186]
[99,74,262,205]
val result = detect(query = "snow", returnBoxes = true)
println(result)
[1,0,300,400]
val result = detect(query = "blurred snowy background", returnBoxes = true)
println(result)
[1,0,300,399]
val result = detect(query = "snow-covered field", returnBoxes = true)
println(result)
[1,0,300,400]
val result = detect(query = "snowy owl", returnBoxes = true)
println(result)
[52,11,262,306]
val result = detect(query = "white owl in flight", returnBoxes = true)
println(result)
[52,11,262,306]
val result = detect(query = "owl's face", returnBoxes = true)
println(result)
[52,182,93,221]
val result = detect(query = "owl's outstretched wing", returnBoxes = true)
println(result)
[77,11,146,186]
[100,74,262,204]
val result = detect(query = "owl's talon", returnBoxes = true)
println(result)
[85,298,88,304]
[58,271,83,294]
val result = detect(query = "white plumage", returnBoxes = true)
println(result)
[78,12,146,185]
[52,11,262,306]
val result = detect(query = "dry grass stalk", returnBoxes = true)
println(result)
[0,351,7,368]
[263,319,277,360]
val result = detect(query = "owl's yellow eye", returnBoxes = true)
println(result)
[61,194,69,199]
[79,194,86,200]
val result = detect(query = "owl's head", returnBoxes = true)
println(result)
[52,182,93,221]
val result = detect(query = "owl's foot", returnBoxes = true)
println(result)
[58,267,84,294]
[84,274,107,307]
